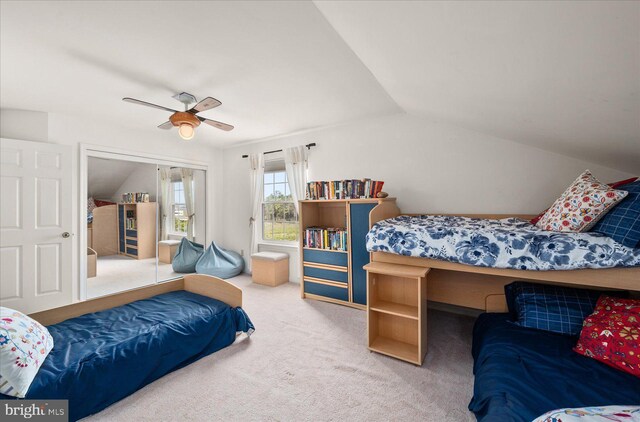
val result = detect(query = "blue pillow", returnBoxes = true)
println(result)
[504,282,626,336]
[592,180,640,249]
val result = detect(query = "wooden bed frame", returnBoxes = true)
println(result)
[368,201,640,312]
[30,274,242,326]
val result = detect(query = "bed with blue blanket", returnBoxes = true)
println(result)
[366,215,640,271]
[4,276,254,421]
[469,312,640,422]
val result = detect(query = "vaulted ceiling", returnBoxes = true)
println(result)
[1,1,638,172]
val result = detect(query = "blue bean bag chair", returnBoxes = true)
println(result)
[172,238,205,273]
[195,242,244,279]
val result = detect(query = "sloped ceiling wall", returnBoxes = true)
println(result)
[1,1,638,172]
[314,1,640,173]
[87,157,141,200]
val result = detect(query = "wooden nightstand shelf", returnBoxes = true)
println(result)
[364,262,429,365]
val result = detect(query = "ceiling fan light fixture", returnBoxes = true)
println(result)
[169,111,200,140]
[178,123,195,140]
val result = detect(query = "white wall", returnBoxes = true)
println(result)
[221,113,635,281]
[110,164,158,203]
[1,108,223,302]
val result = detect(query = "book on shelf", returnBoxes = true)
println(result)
[305,179,384,200]
[125,218,136,230]
[121,192,150,203]
[304,227,348,251]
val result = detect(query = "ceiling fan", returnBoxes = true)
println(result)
[122,92,234,140]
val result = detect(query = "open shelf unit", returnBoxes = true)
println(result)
[299,198,396,309]
[365,262,429,365]
[118,202,157,260]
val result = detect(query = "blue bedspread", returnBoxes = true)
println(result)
[469,313,640,422]
[2,291,254,421]
[366,215,640,270]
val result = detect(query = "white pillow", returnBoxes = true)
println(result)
[0,307,54,398]
[534,406,640,422]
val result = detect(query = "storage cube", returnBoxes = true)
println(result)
[87,247,97,278]
[251,252,289,286]
[159,240,181,264]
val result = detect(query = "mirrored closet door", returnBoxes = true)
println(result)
[85,155,207,299]
[156,165,207,283]
[86,157,159,298]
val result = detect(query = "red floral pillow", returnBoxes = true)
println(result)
[574,296,640,378]
[529,176,637,226]
[536,170,628,232]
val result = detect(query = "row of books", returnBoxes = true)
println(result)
[125,218,137,230]
[306,179,384,200]
[304,227,348,251]
[121,192,150,203]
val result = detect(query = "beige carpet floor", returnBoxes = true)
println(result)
[87,256,182,298]
[85,274,477,421]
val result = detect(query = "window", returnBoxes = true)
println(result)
[171,181,188,234]
[262,170,298,241]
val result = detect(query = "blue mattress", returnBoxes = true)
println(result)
[468,313,640,422]
[2,291,254,421]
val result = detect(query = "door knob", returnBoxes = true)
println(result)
[62,232,71,238]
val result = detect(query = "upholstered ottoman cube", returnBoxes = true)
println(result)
[251,252,289,286]
[159,240,181,264]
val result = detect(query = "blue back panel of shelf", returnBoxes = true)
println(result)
[303,266,348,283]
[118,205,125,253]
[303,249,348,267]
[304,280,348,302]
[350,202,376,305]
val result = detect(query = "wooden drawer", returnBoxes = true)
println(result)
[126,229,137,237]
[125,239,138,246]
[126,247,138,256]
[303,265,348,284]
[304,279,348,301]
[303,249,348,267]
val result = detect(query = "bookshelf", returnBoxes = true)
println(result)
[118,202,157,260]
[364,262,429,365]
[299,198,396,309]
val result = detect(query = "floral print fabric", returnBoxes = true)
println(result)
[574,296,640,378]
[366,215,640,270]
[537,170,628,232]
[0,307,54,398]
[534,406,640,422]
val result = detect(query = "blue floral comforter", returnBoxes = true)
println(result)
[366,215,640,270]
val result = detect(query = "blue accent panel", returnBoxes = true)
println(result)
[118,205,125,253]
[303,249,348,267]
[126,247,138,256]
[304,281,348,301]
[2,291,254,422]
[126,239,138,246]
[126,230,137,237]
[303,266,348,283]
[350,203,376,305]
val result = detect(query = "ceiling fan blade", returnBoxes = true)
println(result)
[122,97,178,113]
[189,97,222,114]
[158,121,173,130]
[199,117,234,131]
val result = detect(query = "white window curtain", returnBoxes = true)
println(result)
[180,168,195,241]
[159,168,172,241]
[249,153,264,267]
[284,145,308,213]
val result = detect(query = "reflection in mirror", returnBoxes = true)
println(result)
[157,166,206,282]
[86,157,158,298]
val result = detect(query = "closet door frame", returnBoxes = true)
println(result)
[79,144,208,301]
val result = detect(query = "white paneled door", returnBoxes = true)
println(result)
[1,138,73,314]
